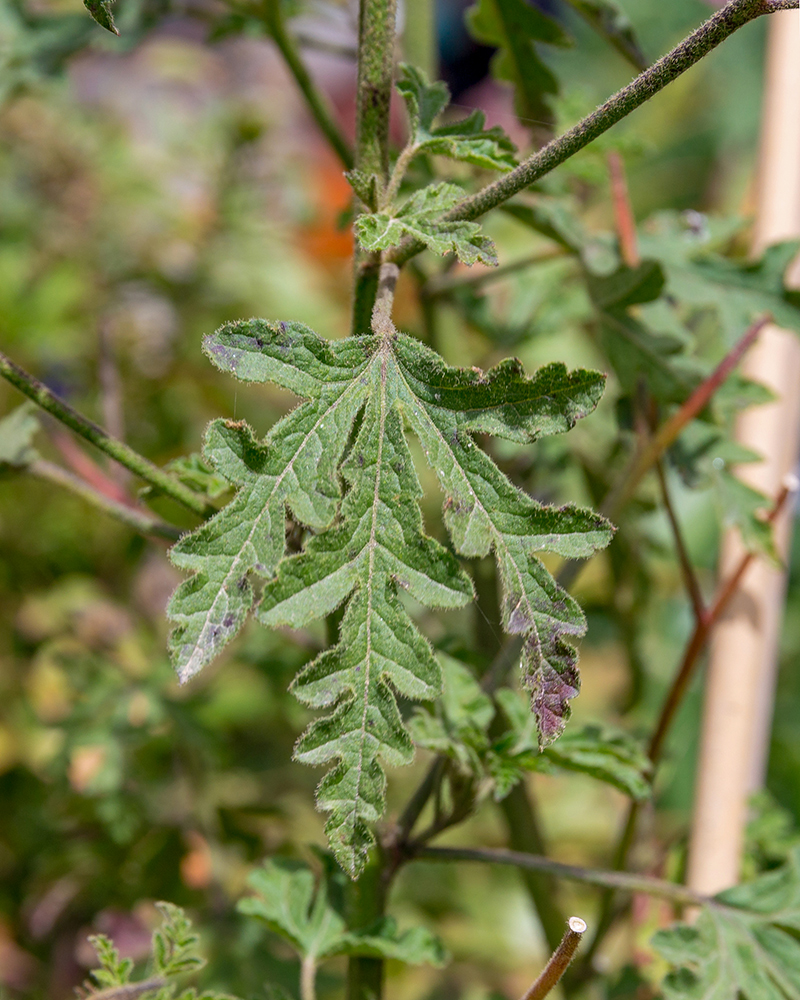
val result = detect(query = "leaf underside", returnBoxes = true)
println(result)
[168,318,611,874]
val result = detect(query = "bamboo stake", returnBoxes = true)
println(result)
[686,8,800,897]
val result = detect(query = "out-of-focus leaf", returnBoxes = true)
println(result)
[355,182,498,265]
[396,64,517,171]
[542,724,651,801]
[639,213,800,340]
[0,403,40,468]
[466,0,570,127]
[239,859,447,966]
[653,847,800,999]
[560,0,646,71]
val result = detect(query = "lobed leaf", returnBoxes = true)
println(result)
[239,858,447,965]
[466,0,570,127]
[170,321,610,872]
[355,182,497,265]
[396,64,517,171]
[653,847,800,999]
[83,0,119,34]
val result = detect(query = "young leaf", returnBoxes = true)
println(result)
[239,858,447,965]
[355,182,498,266]
[83,0,119,35]
[152,902,204,977]
[87,934,135,988]
[171,320,610,873]
[560,0,646,71]
[396,64,517,171]
[466,0,571,127]
[653,847,800,999]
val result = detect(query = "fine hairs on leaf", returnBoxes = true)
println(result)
[168,315,611,874]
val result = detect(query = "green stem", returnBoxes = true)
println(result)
[498,784,566,954]
[388,0,791,266]
[0,350,213,518]
[355,0,397,182]
[347,853,388,1000]
[421,249,567,299]
[260,0,353,169]
[412,845,706,907]
[28,459,181,541]
[402,0,437,80]
[521,918,587,1000]
[300,955,317,1000]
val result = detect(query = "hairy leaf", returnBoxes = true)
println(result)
[170,319,610,873]
[396,64,517,171]
[83,0,119,34]
[355,182,497,265]
[466,0,570,127]
[561,0,646,70]
[239,858,446,966]
[653,847,800,998]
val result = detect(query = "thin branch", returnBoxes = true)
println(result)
[411,845,707,907]
[259,0,353,169]
[607,151,639,268]
[578,477,797,973]
[79,977,166,1000]
[655,458,706,623]
[0,350,213,518]
[388,0,794,266]
[521,917,587,1000]
[28,460,181,541]
[394,757,444,842]
[602,315,769,520]
[421,250,567,299]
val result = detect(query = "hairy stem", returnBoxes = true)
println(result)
[83,979,166,1000]
[521,917,587,1000]
[411,845,706,906]
[28,460,181,541]
[260,0,353,169]
[355,0,397,181]
[0,350,213,518]
[347,853,389,1000]
[388,0,793,266]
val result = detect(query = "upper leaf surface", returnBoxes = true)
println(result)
[168,320,369,682]
[653,847,800,999]
[170,321,610,872]
[355,182,498,265]
[396,64,517,171]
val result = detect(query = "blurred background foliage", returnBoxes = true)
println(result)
[0,0,798,997]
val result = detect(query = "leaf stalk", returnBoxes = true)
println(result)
[521,917,587,1000]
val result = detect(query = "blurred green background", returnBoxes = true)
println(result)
[0,0,797,997]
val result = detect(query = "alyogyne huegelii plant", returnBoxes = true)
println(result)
[166,263,612,876]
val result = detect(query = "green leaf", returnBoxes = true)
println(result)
[560,0,646,71]
[355,182,498,265]
[88,934,135,988]
[466,0,571,127]
[152,902,204,977]
[345,170,380,212]
[83,0,119,34]
[168,321,369,682]
[239,858,447,965]
[0,403,40,468]
[639,213,800,341]
[494,690,651,800]
[396,64,517,171]
[171,320,610,873]
[653,847,800,999]
[542,723,652,801]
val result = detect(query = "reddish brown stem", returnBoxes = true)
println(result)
[604,316,769,518]
[655,458,706,623]
[608,152,639,268]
